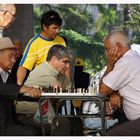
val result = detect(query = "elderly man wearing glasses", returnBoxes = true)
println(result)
[0,4,16,30]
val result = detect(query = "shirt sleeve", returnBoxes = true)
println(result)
[103,59,133,91]
[0,83,21,99]
[55,36,66,47]
[19,40,37,71]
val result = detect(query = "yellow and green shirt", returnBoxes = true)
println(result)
[19,34,66,71]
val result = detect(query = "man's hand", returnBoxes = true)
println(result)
[107,43,122,67]
[19,85,42,98]
[110,92,121,110]
[99,44,123,95]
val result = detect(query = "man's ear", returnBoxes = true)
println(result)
[43,24,48,30]
[43,24,46,30]
[51,56,57,64]
[116,42,123,57]
[116,42,122,50]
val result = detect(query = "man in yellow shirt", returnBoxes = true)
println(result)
[17,10,70,85]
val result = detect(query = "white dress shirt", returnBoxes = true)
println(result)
[0,67,9,83]
[103,50,140,120]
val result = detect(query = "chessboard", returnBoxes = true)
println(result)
[41,85,98,97]
[24,85,99,97]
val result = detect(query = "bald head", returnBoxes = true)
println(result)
[103,30,130,48]
[0,4,16,29]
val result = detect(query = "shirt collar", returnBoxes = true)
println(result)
[0,67,9,83]
[0,67,5,74]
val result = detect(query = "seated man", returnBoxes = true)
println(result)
[0,37,42,136]
[25,44,71,89]
[16,44,76,136]
[99,30,140,136]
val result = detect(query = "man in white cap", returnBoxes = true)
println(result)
[0,37,43,135]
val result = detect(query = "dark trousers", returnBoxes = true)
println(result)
[113,106,129,124]
[17,113,83,136]
[69,118,83,136]
[106,118,140,136]
[0,123,42,136]
[17,114,73,136]
[51,117,83,136]
[51,117,71,136]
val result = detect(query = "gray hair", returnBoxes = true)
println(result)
[103,30,131,48]
[46,44,72,61]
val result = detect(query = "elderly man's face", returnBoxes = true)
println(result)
[0,4,16,29]
[0,49,16,71]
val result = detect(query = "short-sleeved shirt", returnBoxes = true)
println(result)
[103,49,140,120]
[19,34,66,71]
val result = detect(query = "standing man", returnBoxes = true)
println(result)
[0,37,42,136]
[17,10,71,85]
[0,4,16,32]
[99,30,140,136]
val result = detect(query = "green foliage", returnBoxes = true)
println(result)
[60,29,106,75]
[34,6,41,34]
[123,5,140,44]
[95,5,118,33]
[56,4,94,35]
[33,4,140,76]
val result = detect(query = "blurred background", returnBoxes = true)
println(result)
[3,4,140,77]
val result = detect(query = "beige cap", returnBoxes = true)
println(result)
[0,37,14,51]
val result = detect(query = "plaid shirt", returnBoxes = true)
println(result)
[90,66,106,93]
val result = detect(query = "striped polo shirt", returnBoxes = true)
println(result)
[20,34,66,71]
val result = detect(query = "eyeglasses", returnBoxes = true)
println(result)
[2,10,16,21]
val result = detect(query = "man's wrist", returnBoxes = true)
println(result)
[106,64,114,72]
[19,85,28,94]
[17,81,23,85]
